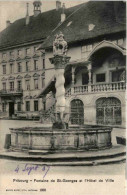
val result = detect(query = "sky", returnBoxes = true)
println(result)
[0,0,86,32]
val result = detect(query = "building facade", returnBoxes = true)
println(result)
[0,1,78,119]
[0,1,126,127]
[0,44,45,119]
[39,1,126,127]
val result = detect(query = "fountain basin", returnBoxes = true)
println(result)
[10,125,112,152]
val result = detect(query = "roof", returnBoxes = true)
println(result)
[0,3,82,50]
[38,76,55,97]
[41,1,126,49]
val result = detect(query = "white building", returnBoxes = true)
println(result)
[38,1,126,127]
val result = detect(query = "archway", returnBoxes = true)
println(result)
[70,99,84,125]
[96,97,121,125]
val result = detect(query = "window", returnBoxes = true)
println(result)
[17,62,22,72]
[26,48,30,55]
[82,73,89,85]
[34,60,38,70]
[10,51,14,58]
[26,101,30,111]
[26,61,30,72]
[34,79,38,89]
[17,102,21,111]
[26,80,30,90]
[42,54,45,69]
[112,70,124,82]
[34,100,38,111]
[43,102,46,111]
[2,83,6,91]
[17,50,22,56]
[3,65,6,74]
[42,78,45,88]
[17,80,22,91]
[10,82,14,91]
[43,58,45,69]
[81,44,93,59]
[96,97,121,125]
[10,63,14,74]
[2,53,6,59]
[96,74,105,83]
[2,103,6,112]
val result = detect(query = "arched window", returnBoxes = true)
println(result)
[96,97,121,125]
[71,99,84,125]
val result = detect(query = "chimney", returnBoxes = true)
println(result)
[6,20,11,28]
[33,1,42,17]
[56,1,61,10]
[26,3,30,25]
[61,3,66,22]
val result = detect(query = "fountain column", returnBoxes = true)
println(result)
[49,32,70,128]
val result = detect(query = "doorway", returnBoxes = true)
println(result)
[9,102,14,117]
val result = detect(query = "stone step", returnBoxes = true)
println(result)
[28,150,126,162]
[33,156,126,166]
[1,152,125,166]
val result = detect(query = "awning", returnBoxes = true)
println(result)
[38,76,55,98]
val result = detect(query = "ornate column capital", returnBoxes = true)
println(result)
[49,55,71,69]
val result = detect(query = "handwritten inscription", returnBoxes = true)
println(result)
[14,164,50,178]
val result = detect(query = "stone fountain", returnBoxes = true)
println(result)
[10,32,112,152]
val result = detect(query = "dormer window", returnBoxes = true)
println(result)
[26,48,30,55]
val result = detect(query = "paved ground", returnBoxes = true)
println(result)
[0,159,125,176]
[0,120,126,175]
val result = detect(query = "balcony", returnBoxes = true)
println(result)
[65,81,126,97]
[0,89,23,96]
[91,82,126,92]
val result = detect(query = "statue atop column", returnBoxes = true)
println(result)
[50,32,70,129]
[53,32,68,56]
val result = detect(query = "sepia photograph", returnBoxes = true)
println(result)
[0,0,126,194]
